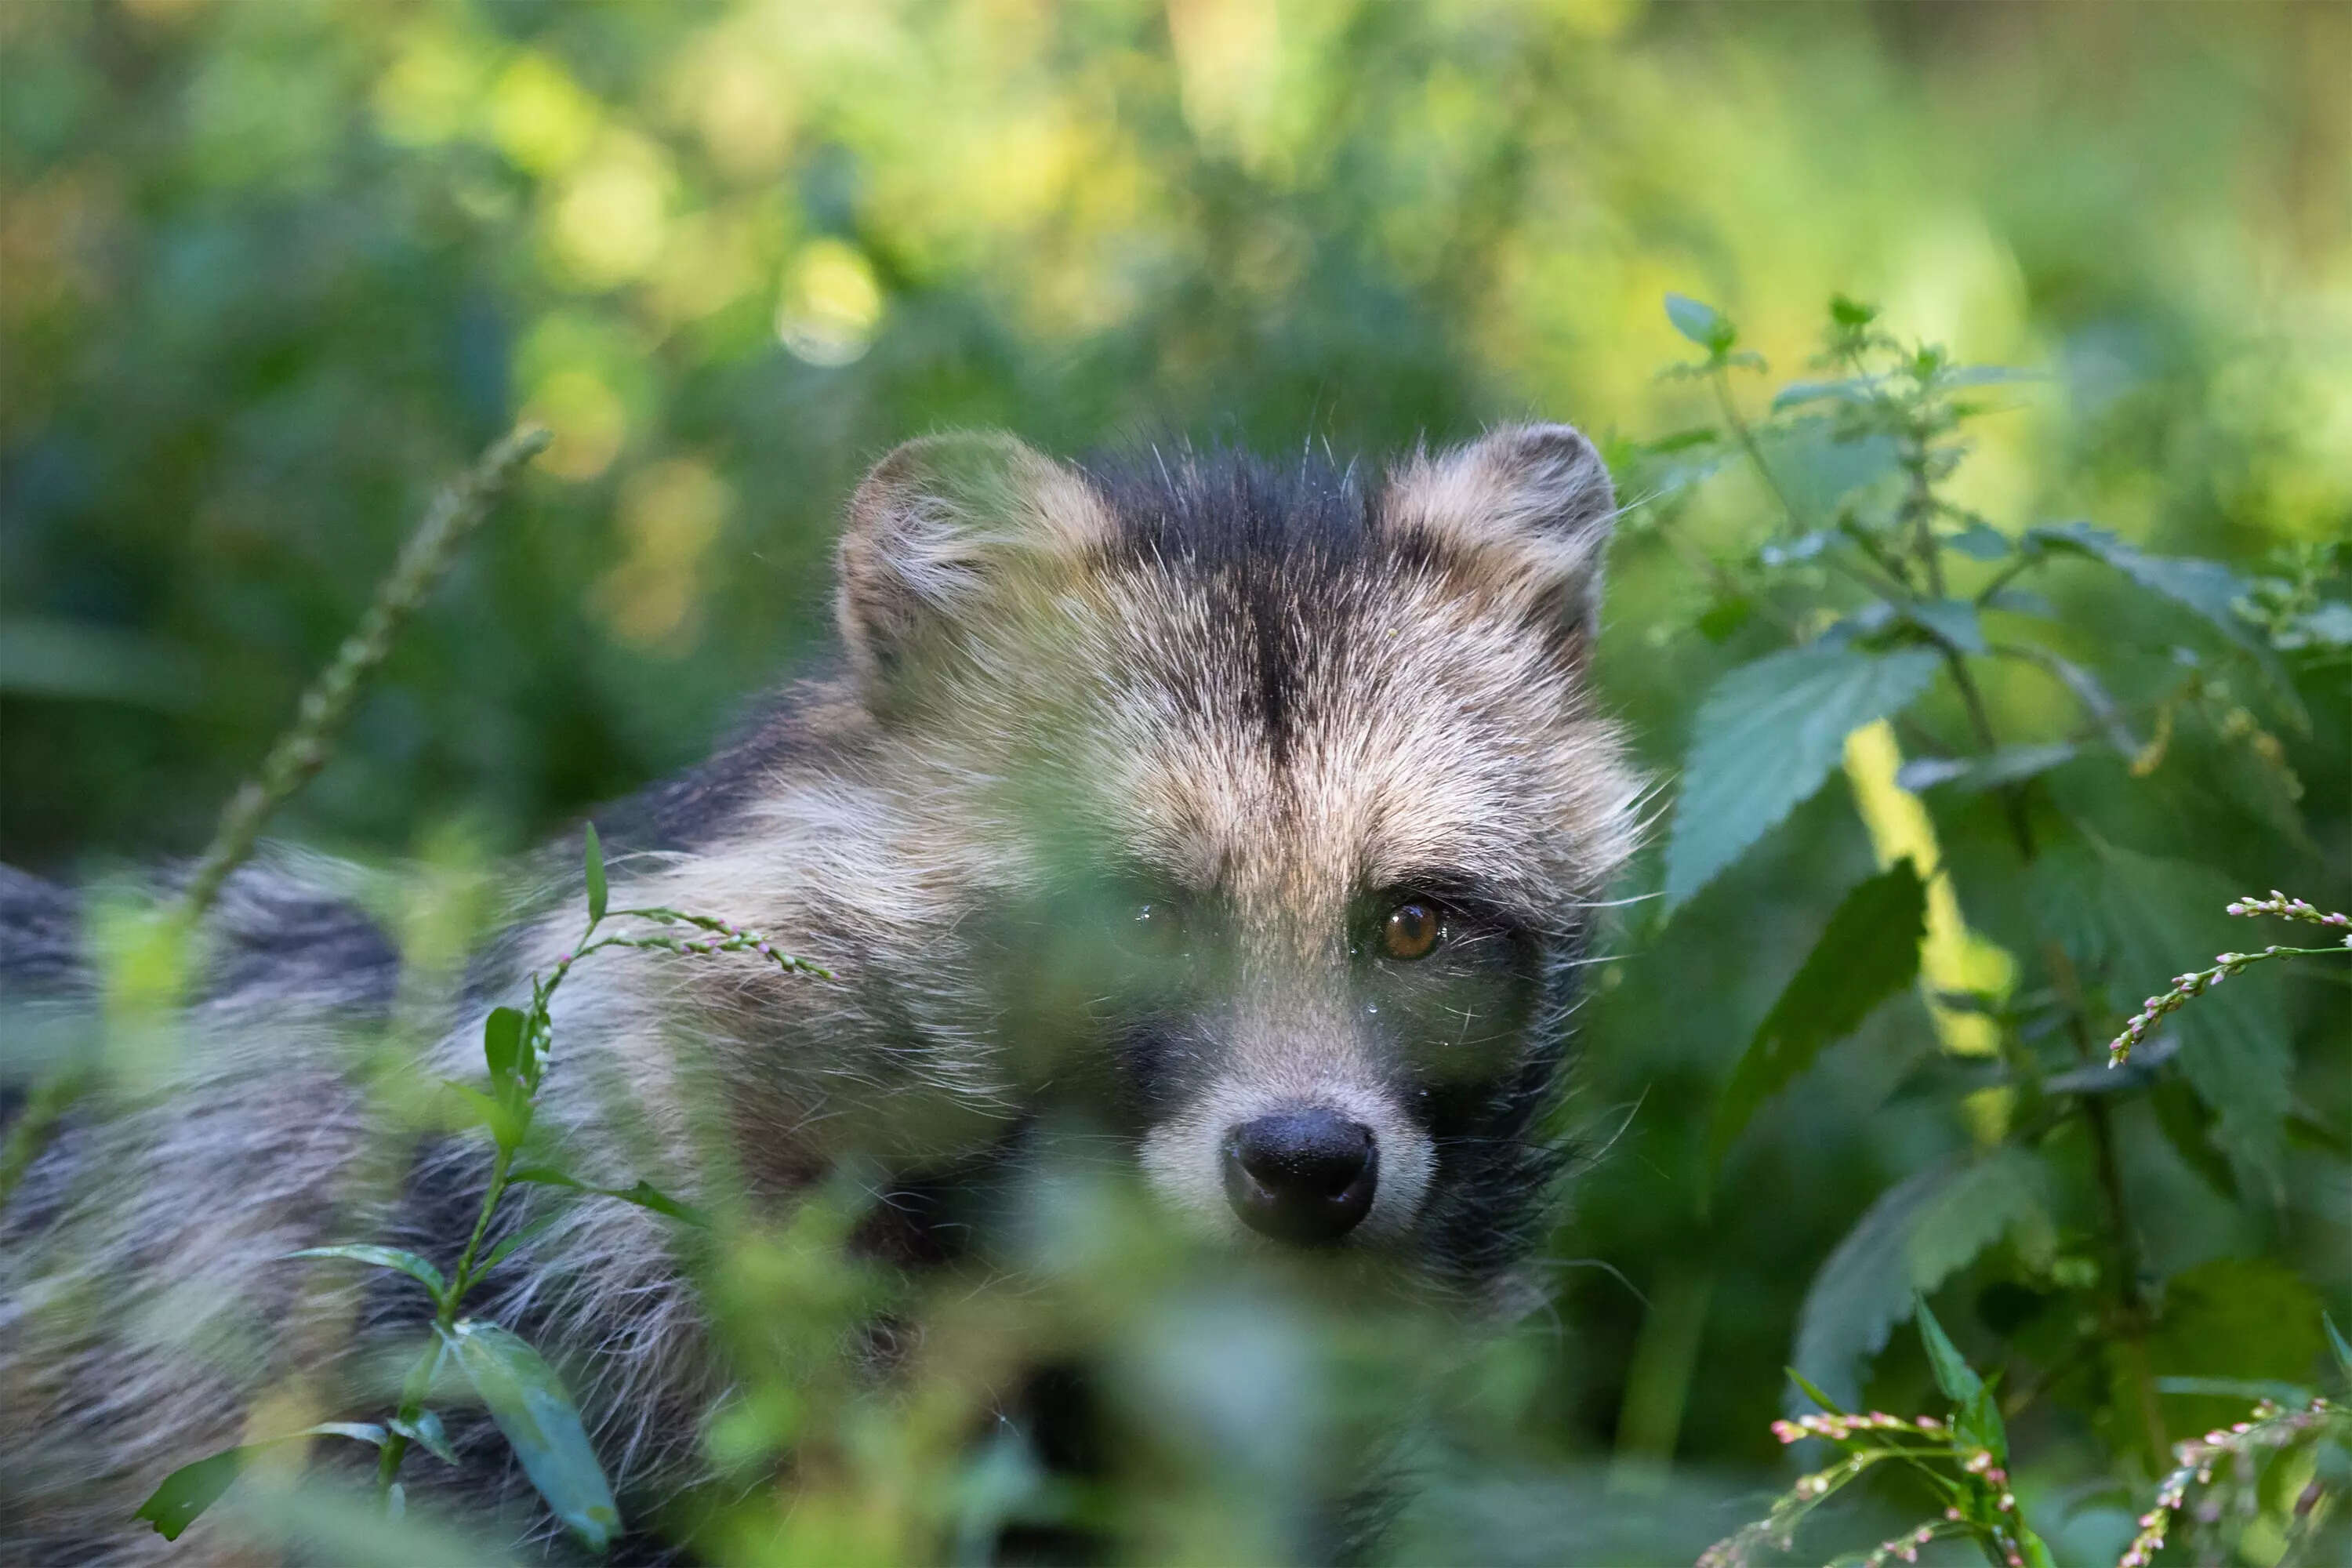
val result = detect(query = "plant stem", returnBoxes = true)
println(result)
[180,426,549,920]
[0,426,548,1216]
[2043,939,2169,1467]
[1710,366,1810,540]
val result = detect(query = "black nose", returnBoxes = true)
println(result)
[1221,1110,1378,1245]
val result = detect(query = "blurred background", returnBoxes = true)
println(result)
[3,1,2346,1562]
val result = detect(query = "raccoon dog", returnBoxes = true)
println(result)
[0,423,1641,1561]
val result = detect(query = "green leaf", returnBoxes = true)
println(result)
[1707,861,1926,1182]
[2143,1258,2322,1446]
[1913,1293,1983,1406]
[1899,597,1987,655]
[2028,521,2303,722]
[390,1410,459,1466]
[1829,295,1877,328]
[135,1449,245,1540]
[1770,376,1882,411]
[1784,1367,1849,1417]
[1665,292,1733,351]
[443,1319,619,1552]
[285,1245,448,1307]
[474,1212,561,1281]
[1663,645,1943,911]
[2036,841,2291,1177]
[483,1007,524,1087]
[2325,1313,2352,1385]
[583,822,608,924]
[507,1167,710,1228]
[306,1422,387,1448]
[1893,743,2077,795]
[1756,420,1902,524]
[2147,1076,2238,1202]
[1944,521,2011,561]
[1789,1149,2051,1413]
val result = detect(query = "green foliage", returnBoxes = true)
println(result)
[7,4,2347,1564]
[1707,858,1927,1183]
[1791,1150,2052,1413]
[1662,645,1941,910]
[441,1320,619,1554]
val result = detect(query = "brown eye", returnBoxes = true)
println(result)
[1381,901,1441,961]
[1130,900,1187,956]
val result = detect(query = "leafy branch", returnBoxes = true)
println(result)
[135,825,829,1550]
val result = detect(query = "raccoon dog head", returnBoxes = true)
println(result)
[834,426,1639,1284]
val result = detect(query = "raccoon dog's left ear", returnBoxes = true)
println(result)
[836,430,1112,691]
[1382,422,1618,651]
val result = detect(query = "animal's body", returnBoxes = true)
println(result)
[0,426,1640,1563]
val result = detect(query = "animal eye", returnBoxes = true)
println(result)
[1127,899,1188,956]
[1381,900,1442,961]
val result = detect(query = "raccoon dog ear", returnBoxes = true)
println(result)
[1382,422,1618,649]
[836,430,1112,689]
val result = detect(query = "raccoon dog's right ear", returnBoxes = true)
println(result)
[1382,422,1619,652]
[836,430,1112,691]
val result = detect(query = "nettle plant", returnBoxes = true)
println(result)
[136,828,827,1552]
[1622,295,2350,1563]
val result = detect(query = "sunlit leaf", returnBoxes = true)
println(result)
[1707,860,1926,1183]
[442,1319,619,1552]
[1789,1149,2051,1412]
[134,1449,245,1541]
[286,1245,447,1306]
[1665,292,1733,351]
[1663,644,1942,911]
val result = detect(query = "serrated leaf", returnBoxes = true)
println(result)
[583,822,608,924]
[483,1007,524,1086]
[1913,1294,1982,1405]
[390,1410,459,1465]
[134,1448,245,1540]
[2036,841,2291,1177]
[443,1319,619,1552]
[1935,365,2043,390]
[1900,598,1987,655]
[1893,743,2077,795]
[286,1245,448,1306]
[2029,521,2302,723]
[1707,861,1926,1182]
[1789,1149,2050,1413]
[2148,1077,2238,1202]
[1755,419,1902,525]
[1771,376,1882,411]
[1664,645,1943,911]
[1665,292,1732,350]
[1945,521,2012,561]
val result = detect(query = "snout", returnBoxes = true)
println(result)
[1219,1109,1378,1245]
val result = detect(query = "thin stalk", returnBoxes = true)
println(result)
[1710,367,1809,541]
[2043,939,2169,1467]
[180,425,550,918]
[0,426,548,1214]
